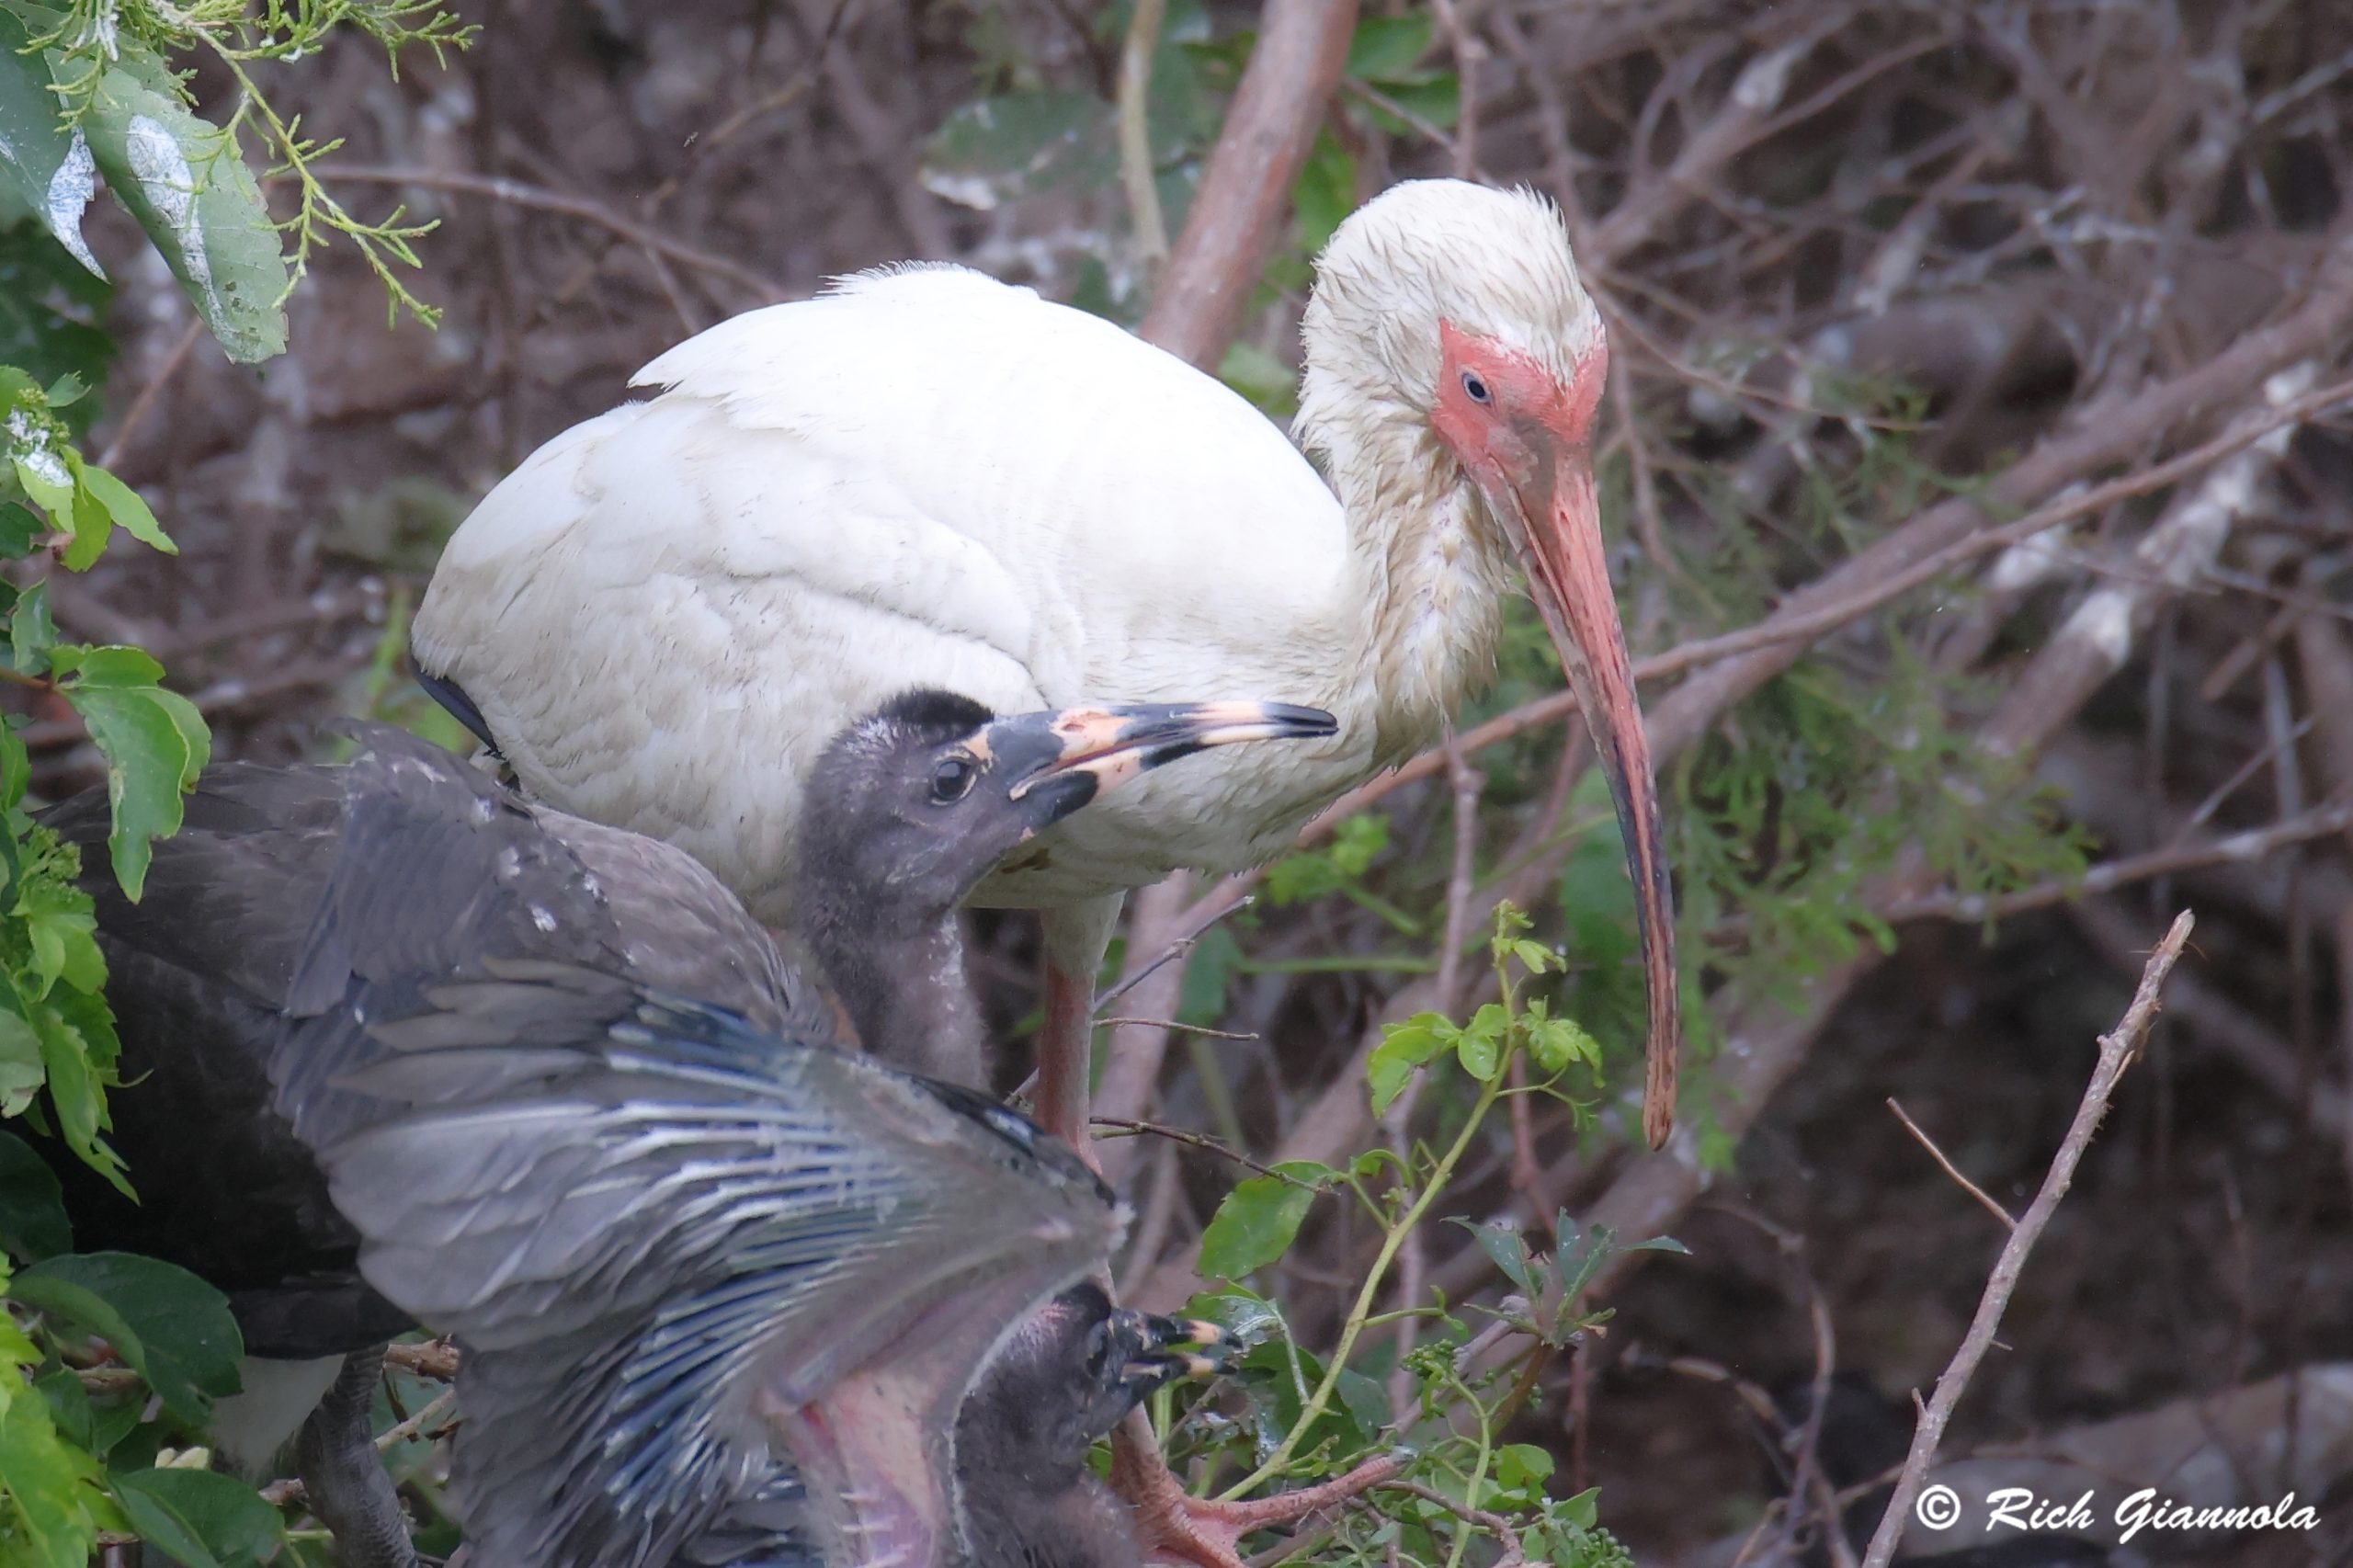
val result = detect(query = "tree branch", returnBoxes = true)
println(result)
[1859,911,2193,1568]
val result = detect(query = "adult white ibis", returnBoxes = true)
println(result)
[36,699,1318,1567]
[412,176,1681,1160]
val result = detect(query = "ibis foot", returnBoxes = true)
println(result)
[293,1346,415,1568]
[1110,1416,1404,1568]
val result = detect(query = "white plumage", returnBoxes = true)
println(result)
[415,177,1681,1149]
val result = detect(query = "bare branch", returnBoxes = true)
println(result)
[1859,911,2194,1568]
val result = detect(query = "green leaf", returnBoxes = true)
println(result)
[70,458,172,556]
[0,1006,41,1119]
[1366,1012,1455,1114]
[1335,1364,1391,1442]
[61,40,290,363]
[25,989,125,1198]
[1365,74,1460,133]
[0,226,113,429]
[55,657,208,901]
[1329,812,1388,876]
[11,1253,243,1424]
[1291,131,1355,255]
[1217,342,1298,420]
[1510,939,1557,976]
[32,1366,89,1453]
[46,642,163,687]
[1529,1012,1602,1075]
[1497,1442,1554,1494]
[1449,1219,1540,1300]
[0,501,41,557]
[1176,924,1244,1028]
[920,90,1113,210]
[1346,14,1432,81]
[1198,1165,1324,1279]
[0,1385,116,1568]
[10,449,74,523]
[59,467,109,570]
[9,578,53,674]
[0,1131,71,1261]
[1456,1002,1507,1082]
[1620,1233,1690,1256]
[112,1468,283,1568]
[0,12,103,279]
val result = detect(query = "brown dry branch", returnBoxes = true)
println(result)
[1643,248,2353,766]
[323,166,794,305]
[1884,1098,2015,1232]
[1323,328,2336,1346]
[1095,874,1198,1189]
[2067,896,2348,1136]
[1117,0,1172,272]
[1103,0,1368,1516]
[1138,0,1359,367]
[1858,910,2194,1568]
[1560,323,2330,1312]
[383,1340,460,1381]
[1871,801,2353,926]
[1376,1479,1524,1568]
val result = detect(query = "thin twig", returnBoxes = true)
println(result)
[374,1388,459,1452]
[1427,0,1482,180]
[1377,1479,1526,1568]
[1859,911,2195,1568]
[323,166,791,302]
[1097,1017,1261,1041]
[1117,0,1171,272]
[1872,801,2353,926]
[1885,1097,2018,1231]
[383,1339,460,1381]
[1138,0,1359,366]
[1095,894,1256,1012]
[97,317,203,473]
[1091,1116,1292,1180]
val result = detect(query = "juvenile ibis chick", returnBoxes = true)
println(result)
[795,691,1339,1087]
[323,965,1233,1568]
[34,697,1323,1568]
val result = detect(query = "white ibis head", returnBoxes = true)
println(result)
[1302,180,1680,1148]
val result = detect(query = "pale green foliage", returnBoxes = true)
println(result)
[0,8,416,1525]
[1,0,473,347]
[1173,907,1650,1568]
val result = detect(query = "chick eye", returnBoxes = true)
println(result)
[930,755,979,803]
[1460,369,1492,405]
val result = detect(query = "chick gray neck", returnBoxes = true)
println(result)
[801,895,991,1090]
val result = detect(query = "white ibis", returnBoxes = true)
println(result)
[412,176,1681,1156]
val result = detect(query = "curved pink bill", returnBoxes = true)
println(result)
[1487,391,1682,1150]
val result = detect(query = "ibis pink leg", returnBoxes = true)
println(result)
[1036,957,1101,1174]
[1112,1412,1403,1568]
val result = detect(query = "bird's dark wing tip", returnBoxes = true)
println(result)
[410,653,503,759]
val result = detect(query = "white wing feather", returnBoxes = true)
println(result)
[416,267,1358,918]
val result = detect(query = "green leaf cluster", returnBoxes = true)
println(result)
[1,1240,277,1566]
[0,0,474,350]
[1366,910,1606,1116]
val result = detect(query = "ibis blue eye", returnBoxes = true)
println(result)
[1461,369,1492,404]
[930,756,978,803]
